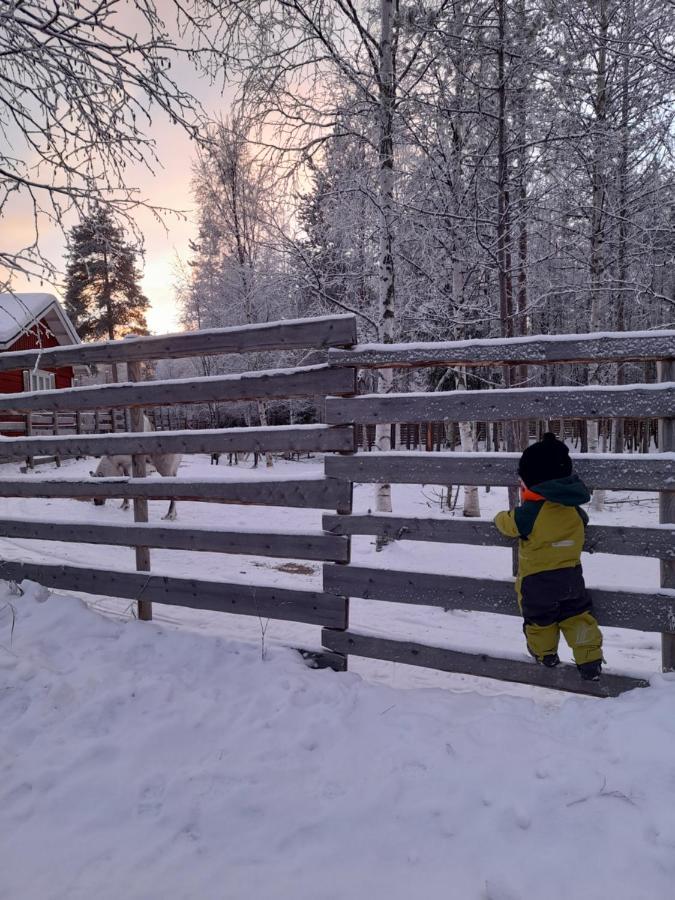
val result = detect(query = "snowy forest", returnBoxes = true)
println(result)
[3,1,673,362]
[178,0,674,365]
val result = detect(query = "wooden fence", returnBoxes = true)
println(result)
[0,315,672,699]
[0,314,357,632]
[320,328,675,698]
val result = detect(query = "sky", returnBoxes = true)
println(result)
[6,4,234,336]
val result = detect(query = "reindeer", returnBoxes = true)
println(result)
[90,415,181,520]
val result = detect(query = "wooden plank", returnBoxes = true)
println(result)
[321,630,649,698]
[322,564,675,633]
[0,365,357,414]
[325,451,675,492]
[0,561,347,628]
[328,329,675,368]
[0,518,349,562]
[0,424,355,460]
[658,359,675,671]
[325,383,675,425]
[0,475,351,508]
[322,515,675,560]
[0,315,357,372]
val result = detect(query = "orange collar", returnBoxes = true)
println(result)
[521,486,545,502]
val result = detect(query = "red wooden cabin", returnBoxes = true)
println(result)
[0,293,80,436]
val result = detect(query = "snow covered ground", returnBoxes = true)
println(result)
[0,452,672,898]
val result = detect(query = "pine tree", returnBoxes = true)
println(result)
[64,206,150,341]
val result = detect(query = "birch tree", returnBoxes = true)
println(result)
[181,117,293,457]
[204,1,452,514]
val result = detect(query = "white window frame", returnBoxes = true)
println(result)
[23,369,56,392]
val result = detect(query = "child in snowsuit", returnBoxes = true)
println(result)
[494,432,604,681]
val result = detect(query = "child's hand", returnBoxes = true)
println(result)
[494,509,520,538]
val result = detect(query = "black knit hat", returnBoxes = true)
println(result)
[518,432,572,488]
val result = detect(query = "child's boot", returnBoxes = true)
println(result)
[527,645,560,668]
[541,653,561,668]
[578,659,602,681]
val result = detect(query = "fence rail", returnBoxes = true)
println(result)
[325,384,675,425]
[0,314,357,372]
[1,365,356,414]
[0,518,349,562]
[0,424,355,460]
[0,475,351,508]
[0,561,346,627]
[328,329,675,368]
[322,515,675,559]
[322,564,675,634]
[321,630,649,698]
[325,451,675,491]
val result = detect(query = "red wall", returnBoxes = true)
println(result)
[0,319,74,394]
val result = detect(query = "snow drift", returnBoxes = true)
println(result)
[1,582,674,900]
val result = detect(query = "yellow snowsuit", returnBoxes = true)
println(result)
[494,475,603,666]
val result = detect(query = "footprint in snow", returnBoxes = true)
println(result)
[137,774,166,817]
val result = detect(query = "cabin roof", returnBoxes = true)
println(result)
[0,293,80,350]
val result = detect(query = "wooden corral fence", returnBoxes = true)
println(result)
[320,329,675,698]
[0,314,357,626]
[0,317,672,699]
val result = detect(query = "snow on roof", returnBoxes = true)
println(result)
[0,293,80,348]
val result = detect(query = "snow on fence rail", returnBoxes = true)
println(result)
[0,364,356,414]
[325,383,675,425]
[327,328,675,368]
[0,314,358,372]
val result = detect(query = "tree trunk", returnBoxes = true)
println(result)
[458,377,480,517]
[496,0,519,521]
[514,0,530,451]
[612,0,633,457]
[589,0,609,513]
[257,401,274,468]
[375,0,397,537]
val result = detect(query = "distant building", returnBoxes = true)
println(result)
[0,292,80,390]
[0,293,80,437]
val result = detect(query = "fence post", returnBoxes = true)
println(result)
[52,411,61,467]
[658,357,675,671]
[325,464,353,672]
[321,365,357,671]
[24,412,33,469]
[128,359,152,621]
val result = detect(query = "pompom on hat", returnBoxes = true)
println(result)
[518,432,573,489]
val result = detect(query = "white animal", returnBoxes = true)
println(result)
[90,415,181,520]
